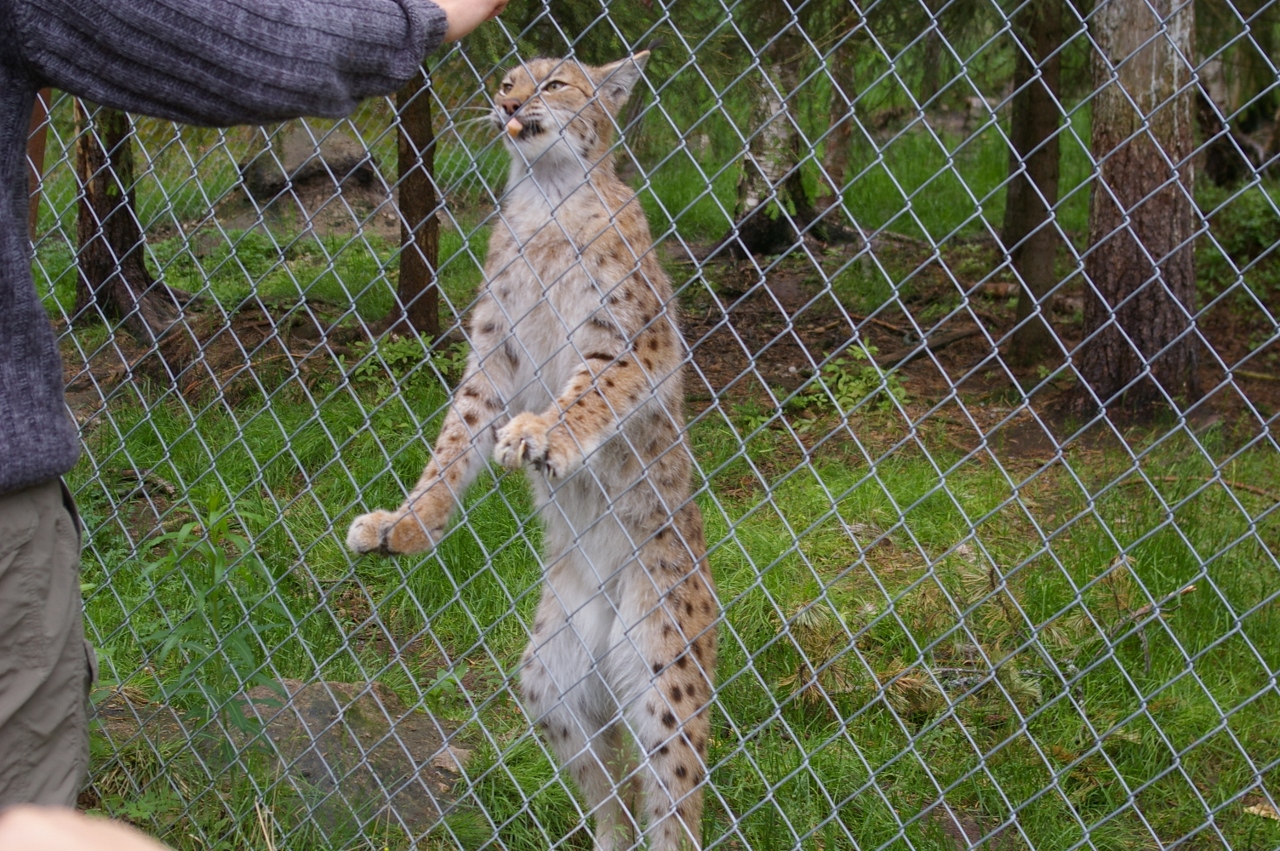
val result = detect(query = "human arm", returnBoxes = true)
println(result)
[8,0,497,126]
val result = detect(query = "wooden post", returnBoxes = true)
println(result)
[390,65,440,340]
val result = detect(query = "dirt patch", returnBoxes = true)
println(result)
[62,296,362,416]
[675,233,1279,462]
[924,803,1024,850]
[62,228,1280,467]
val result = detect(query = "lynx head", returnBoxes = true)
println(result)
[493,52,649,166]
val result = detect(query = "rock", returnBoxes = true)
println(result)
[239,122,381,203]
[430,744,473,774]
[210,122,397,242]
[981,281,1019,298]
[91,680,468,841]
[242,679,463,837]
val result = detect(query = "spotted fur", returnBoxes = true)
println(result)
[347,52,717,851]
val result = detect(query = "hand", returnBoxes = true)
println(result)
[434,0,508,42]
[0,807,170,851]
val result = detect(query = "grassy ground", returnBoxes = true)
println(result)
[66,351,1280,850]
[33,97,1280,850]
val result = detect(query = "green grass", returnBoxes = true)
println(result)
[1198,181,1280,319]
[63,314,1280,850]
[32,88,1279,851]
[34,88,1094,258]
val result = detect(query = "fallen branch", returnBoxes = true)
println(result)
[1121,474,1279,504]
[1106,583,1197,642]
[811,315,910,338]
[1066,582,1198,674]
[874,327,982,370]
[946,435,985,460]
[114,468,177,498]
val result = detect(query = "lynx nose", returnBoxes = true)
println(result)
[498,97,521,116]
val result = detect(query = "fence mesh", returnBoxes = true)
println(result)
[26,0,1280,848]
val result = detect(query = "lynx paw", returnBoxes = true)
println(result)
[494,413,579,479]
[346,509,441,556]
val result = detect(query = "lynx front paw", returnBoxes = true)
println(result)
[493,413,548,470]
[346,509,441,556]
[494,413,579,479]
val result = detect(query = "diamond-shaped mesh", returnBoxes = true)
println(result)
[28,1,1280,848]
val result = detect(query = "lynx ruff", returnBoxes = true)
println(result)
[346,53,718,850]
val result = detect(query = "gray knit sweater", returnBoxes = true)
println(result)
[0,0,446,495]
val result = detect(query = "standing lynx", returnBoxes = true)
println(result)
[346,52,717,850]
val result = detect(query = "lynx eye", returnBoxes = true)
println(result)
[543,81,566,92]
[499,81,513,93]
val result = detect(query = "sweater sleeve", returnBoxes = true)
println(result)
[11,0,448,125]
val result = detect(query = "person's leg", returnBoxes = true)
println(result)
[0,479,92,807]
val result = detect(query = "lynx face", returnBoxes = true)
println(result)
[492,53,647,165]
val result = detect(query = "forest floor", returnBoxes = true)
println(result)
[52,199,1280,851]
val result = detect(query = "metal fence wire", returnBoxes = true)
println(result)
[26,0,1280,848]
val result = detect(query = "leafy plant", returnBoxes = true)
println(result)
[797,346,907,416]
[141,497,287,734]
[423,662,470,714]
[732,396,776,435]
[435,340,471,381]
[343,336,469,400]
[348,335,425,384]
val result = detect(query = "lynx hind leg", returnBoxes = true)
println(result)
[615,542,717,850]
[522,593,638,850]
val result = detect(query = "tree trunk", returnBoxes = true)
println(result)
[1078,0,1198,413]
[388,66,440,339]
[27,89,50,240]
[1003,0,1065,367]
[723,21,859,257]
[920,28,943,105]
[808,26,866,248]
[73,102,184,343]
[820,35,856,203]
[728,31,804,258]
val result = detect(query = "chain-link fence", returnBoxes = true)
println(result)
[26,0,1280,848]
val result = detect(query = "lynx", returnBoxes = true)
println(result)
[346,52,717,850]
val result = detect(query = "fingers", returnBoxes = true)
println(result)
[436,0,508,43]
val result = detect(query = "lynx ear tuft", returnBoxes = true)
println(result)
[595,51,650,113]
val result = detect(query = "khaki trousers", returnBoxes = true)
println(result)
[0,479,92,807]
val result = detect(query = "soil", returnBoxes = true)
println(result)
[62,294,365,422]
[673,233,1277,459]
[63,228,1279,469]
